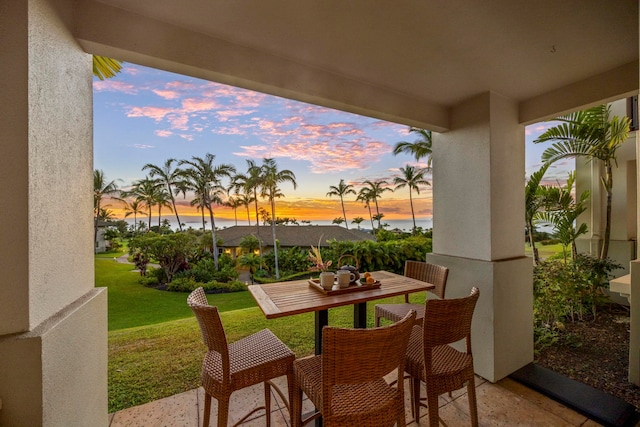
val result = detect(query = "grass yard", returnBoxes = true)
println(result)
[525,242,564,260]
[100,256,414,412]
[97,258,256,330]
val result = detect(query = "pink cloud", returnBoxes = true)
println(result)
[127,106,174,121]
[93,80,137,94]
[182,98,219,112]
[212,127,247,135]
[155,130,173,137]
[152,89,180,100]
[168,114,189,130]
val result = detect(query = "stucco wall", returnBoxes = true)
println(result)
[0,0,108,425]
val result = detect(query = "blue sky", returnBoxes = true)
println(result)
[93,63,572,226]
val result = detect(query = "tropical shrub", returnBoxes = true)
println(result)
[533,254,621,352]
[129,232,199,283]
[166,277,246,293]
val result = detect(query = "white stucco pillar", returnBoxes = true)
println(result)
[426,92,533,382]
[0,0,107,425]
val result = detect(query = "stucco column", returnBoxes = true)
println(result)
[0,0,107,425]
[426,92,533,382]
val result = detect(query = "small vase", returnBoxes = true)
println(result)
[319,271,335,290]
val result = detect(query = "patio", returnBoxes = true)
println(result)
[108,374,609,426]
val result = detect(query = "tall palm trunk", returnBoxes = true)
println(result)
[367,203,374,230]
[168,191,182,231]
[373,198,381,228]
[340,197,349,229]
[270,197,279,279]
[208,205,219,269]
[253,189,262,257]
[246,205,251,225]
[527,219,540,265]
[409,189,416,229]
[601,163,613,259]
[148,208,152,230]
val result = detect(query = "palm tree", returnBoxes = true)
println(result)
[363,179,392,229]
[233,161,266,256]
[356,188,375,230]
[235,193,255,225]
[538,172,590,263]
[351,217,365,230]
[154,188,173,229]
[238,253,265,285]
[224,196,241,226]
[392,127,433,167]
[94,170,120,246]
[525,163,551,265]
[393,165,430,230]
[259,158,297,279]
[180,154,235,269]
[534,104,630,259]
[121,199,145,234]
[332,217,345,226]
[92,56,123,80]
[326,179,356,229]
[128,177,163,230]
[142,159,185,231]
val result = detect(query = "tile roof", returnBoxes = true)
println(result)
[216,225,375,248]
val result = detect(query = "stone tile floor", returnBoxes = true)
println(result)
[108,373,617,426]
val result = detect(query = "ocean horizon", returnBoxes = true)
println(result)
[121,216,433,233]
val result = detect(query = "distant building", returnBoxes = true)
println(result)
[216,225,375,258]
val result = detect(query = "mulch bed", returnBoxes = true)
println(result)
[535,304,640,409]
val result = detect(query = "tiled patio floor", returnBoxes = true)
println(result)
[108,373,614,426]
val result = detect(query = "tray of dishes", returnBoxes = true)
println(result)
[308,277,381,295]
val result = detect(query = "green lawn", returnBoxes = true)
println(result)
[100,256,414,412]
[525,243,564,260]
[97,259,256,330]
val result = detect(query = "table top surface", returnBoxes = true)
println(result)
[248,270,434,319]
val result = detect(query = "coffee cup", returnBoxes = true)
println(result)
[320,272,335,290]
[337,270,355,288]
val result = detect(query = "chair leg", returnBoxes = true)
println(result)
[412,376,421,422]
[426,388,439,427]
[375,313,381,327]
[203,393,212,427]
[217,395,230,427]
[397,394,407,427]
[292,381,303,427]
[466,377,478,427]
[286,370,295,426]
[264,381,272,427]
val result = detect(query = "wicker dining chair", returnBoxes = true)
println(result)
[291,310,417,427]
[187,287,295,427]
[404,287,480,426]
[374,261,449,327]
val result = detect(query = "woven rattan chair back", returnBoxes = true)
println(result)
[404,260,448,300]
[411,287,480,426]
[322,310,416,387]
[422,286,479,354]
[187,287,230,364]
[319,310,416,425]
[187,287,295,427]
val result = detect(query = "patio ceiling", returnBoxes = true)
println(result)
[75,0,638,130]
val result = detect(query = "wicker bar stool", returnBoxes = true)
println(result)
[374,261,449,327]
[291,310,417,427]
[187,287,295,427]
[404,287,480,426]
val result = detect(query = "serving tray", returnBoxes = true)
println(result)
[308,278,381,295]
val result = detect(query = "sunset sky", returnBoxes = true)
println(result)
[94,63,572,229]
